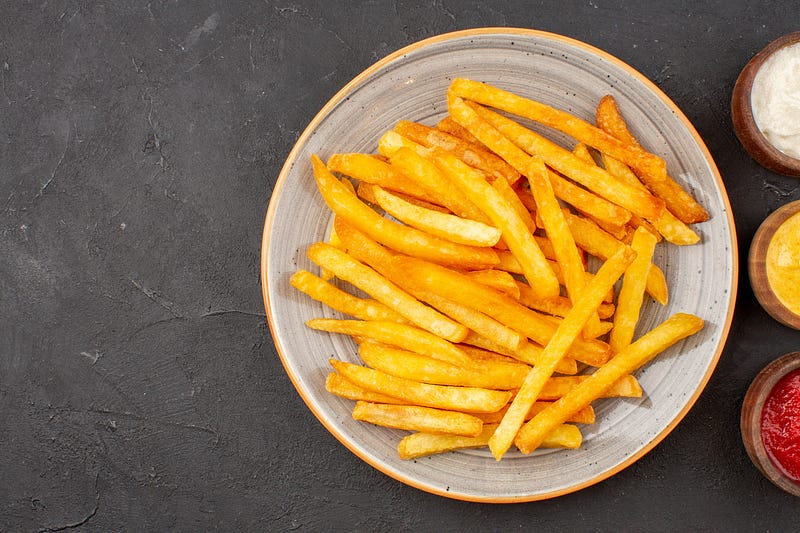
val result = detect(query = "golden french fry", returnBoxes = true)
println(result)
[448,78,668,183]
[436,115,483,145]
[393,255,612,367]
[353,401,484,437]
[307,318,473,367]
[398,422,581,460]
[426,143,560,299]
[372,185,501,247]
[326,372,406,404]
[328,152,431,201]
[306,242,467,342]
[312,155,499,269]
[524,154,603,338]
[515,313,705,453]
[461,99,665,222]
[330,359,511,413]
[538,374,643,400]
[357,181,450,213]
[477,402,595,425]
[334,219,525,352]
[463,269,521,300]
[596,95,710,224]
[491,175,536,233]
[488,245,636,460]
[610,227,659,353]
[290,270,407,323]
[515,281,616,319]
[564,212,668,305]
[461,332,579,376]
[601,153,700,246]
[358,341,529,390]
[394,120,521,184]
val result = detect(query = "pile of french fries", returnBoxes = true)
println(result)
[292,79,707,461]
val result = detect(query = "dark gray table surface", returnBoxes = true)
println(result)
[2,1,799,530]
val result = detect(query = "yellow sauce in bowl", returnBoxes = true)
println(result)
[766,211,800,315]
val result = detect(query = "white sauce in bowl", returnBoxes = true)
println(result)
[751,42,800,159]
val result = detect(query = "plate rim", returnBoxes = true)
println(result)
[260,27,739,503]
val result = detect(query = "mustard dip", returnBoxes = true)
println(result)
[766,211,800,314]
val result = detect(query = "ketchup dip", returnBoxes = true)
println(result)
[761,368,800,483]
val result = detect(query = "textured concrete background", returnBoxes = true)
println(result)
[2,1,799,530]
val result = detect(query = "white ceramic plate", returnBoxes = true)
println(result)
[261,28,737,502]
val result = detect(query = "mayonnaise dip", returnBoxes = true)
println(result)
[751,42,800,160]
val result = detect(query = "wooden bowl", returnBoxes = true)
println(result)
[741,351,800,497]
[731,32,800,177]
[749,200,800,329]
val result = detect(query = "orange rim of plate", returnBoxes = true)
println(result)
[260,27,739,503]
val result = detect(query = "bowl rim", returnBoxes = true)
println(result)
[731,32,800,177]
[741,351,800,497]
[260,27,739,503]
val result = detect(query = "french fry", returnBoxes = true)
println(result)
[328,153,431,201]
[426,145,560,299]
[358,341,530,390]
[334,219,525,352]
[394,255,612,367]
[461,332,579,376]
[601,153,700,246]
[312,155,499,269]
[610,227,659,353]
[398,422,582,460]
[488,246,636,460]
[372,185,502,247]
[477,402,595,425]
[435,115,483,145]
[353,401,484,437]
[290,269,407,323]
[491,175,536,233]
[307,319,473,367]
[515,313,705,453]
[330,359,511,413]
[596,95,710,224]
[463,269,521,300]
[515,281,616,320]
[459,344,520,364]
[538,374,643,400]
[461,99,665,222]
[394,120,521,184]
[325,372,406,404]
[564,212,669,305]
[358,181,450,213]
[523,153,603,338]
[448,78,668,182]
[306,242,467,342]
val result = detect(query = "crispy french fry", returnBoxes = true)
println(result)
[461,99,665,222]
[515,281,616,319]
[290,270,408,324]
[326,372,406,404]
[328,153,431,201]
[394,255,612,367]
[464,269,521,300]
[353,401,483,437]
[515,313,705,453]
[394,120,521,184]
[610,227,659,353]
[488,245,636,460]
[564,212,668,305]
[357,181,450,213]
[372,185,501,247]
[448,78,668,183]
[334,219,525,352]
[307,318,473,367]
[312,155,499,269]
[306,242,467,342]
[436,115,483,145]
[461,332,579,375]
[477,402,595,425]
[596,95,710,224]
[330,359,511,413]
[538,374,643,400]
[491,176,536,233]
[426,144,560,298]
[358,341,529,390]
[398,422,581,459]
[601,153,700,246]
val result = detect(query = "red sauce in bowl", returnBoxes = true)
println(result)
[761,368,800,482]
